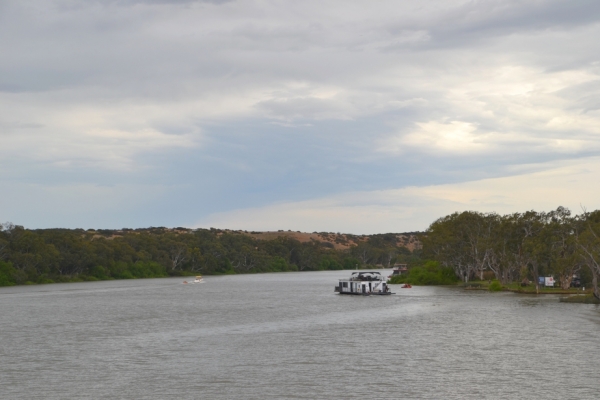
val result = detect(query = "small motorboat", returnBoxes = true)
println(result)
[401,284,412,289]
[193,275,204,284]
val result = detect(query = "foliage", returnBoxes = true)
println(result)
[0,223,419,286]
[420,206,600,298]
[387,275,404,284]
[0,261,17,286]
[423,208,585,284]
[488,280,503,292]
[388,261,458,285]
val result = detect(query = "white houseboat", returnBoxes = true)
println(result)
[335,271,393,295]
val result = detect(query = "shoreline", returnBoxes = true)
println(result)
[461,282,591,295]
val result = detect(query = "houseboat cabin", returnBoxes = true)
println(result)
[389,264,408,278]
[335,271,392,295]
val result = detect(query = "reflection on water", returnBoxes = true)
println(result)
[1,270,599,399]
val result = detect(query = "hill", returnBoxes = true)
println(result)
[235,230,422,252]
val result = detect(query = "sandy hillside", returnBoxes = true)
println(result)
[85,227,422,252]
[228,230,421,251]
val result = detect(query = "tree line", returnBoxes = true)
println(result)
[0,224,417,286]
[421,206,600,298]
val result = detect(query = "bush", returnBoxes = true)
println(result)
[89,265,109,280]
[489,280,503,292]
[108,261,130,279]
[36,276,55,284]
[319,257,343,271]
[129,261,168,278]
[342,257,361,270]
[0,261,17,286]
[270,256,289,272]
[388,275,405,284]
[119,270,135,279]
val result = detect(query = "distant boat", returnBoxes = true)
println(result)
[335,271,393,295]
[388,264,408,278]
[193,276,204,284]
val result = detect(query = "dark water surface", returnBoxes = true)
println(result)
[2,270,599,399]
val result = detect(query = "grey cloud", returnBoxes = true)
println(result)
[0,122,44,130]
[382,0,600,51]
[5,1,585,97]
[3,0,600,229]
[0,83,26,93]
[256,97,351,121]
[102,0,233,5]
[555,80,600,113]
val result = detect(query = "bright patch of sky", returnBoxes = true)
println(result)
[2,0,600,233]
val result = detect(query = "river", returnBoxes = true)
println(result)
[1,270,599,399]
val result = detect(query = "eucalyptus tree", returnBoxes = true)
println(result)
[38,229,98,277]
[493,207,581,290]
[0,223,9,260]
[352,242,374,266]
[485,213,515,284]
[460,211,495,281]
[515,210,552,293]
[187,247,204,272]
[6,227,60,280]
[0,238,7,261]
[296,240,324,271]
[423,211,491,282]
[544,207,581,289]
[577,210,600,299]
[422,213,466,278]
[260,236,298,265]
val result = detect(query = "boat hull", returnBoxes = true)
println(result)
[336,291,393,295]
[337,291,371,296]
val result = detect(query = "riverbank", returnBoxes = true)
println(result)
[459,281,591,295]
[559,294,600,304]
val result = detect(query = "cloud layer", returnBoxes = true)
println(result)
[2,0,600,231]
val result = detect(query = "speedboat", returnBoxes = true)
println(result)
[335,271,393,295]
[193,275,204,283]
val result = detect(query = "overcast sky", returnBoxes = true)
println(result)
[2,0,600,233]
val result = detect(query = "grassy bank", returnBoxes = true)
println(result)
[459,280,591,294]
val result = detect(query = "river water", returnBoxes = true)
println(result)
[1,270,599,399]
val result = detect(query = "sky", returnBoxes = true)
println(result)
[2,0,600,233]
